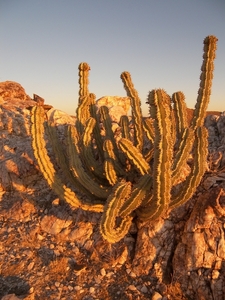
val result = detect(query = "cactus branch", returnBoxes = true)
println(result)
[121,71,144,151]
[192,35,218,128]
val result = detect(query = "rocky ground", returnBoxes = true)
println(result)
[0,81,225,299]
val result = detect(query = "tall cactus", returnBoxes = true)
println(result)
[31,35,217,243]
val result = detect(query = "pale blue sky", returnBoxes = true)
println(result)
[1,1,225,116]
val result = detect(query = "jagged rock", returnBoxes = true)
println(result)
[40,214,73,235]
[0,81,31,102]
[203,175,225,190]
[205,114,225,169]
[172,187,225,300]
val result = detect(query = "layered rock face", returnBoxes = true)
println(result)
[0,82,225,299]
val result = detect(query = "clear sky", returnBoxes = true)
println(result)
[1,1,225,116]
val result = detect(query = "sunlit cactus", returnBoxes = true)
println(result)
[31,36,217,243]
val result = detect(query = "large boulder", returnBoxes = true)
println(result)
[96,96,130,123]
[0,81,31,102]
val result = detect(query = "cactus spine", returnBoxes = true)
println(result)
[31,36,217,243]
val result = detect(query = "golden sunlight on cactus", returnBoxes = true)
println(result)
[31,36,217,243]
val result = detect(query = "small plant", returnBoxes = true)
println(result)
[31,36,217,243]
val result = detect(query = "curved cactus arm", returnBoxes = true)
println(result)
[121,71,144,151]
[67,125,111,199]
[172,127,195,186]
[172,92,188,140]
[144,89,173,220]
[118,138,151,175]
[78,62,90,103]
[100,214,133,244]
[192,36,218,128]
[100,181,133,243]
[120,174,152,217]
[31,106,103,212]
[170,126,208,209]
[63,186,104,212]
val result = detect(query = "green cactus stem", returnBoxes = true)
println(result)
[121,71,144,151]
[172,91,188,140]
[192,35,218,128]
[146,89,173,220]
[119,115,131,140]
[171,127,195,186]
[78,62,90,103]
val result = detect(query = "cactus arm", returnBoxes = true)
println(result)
[142,118,155,162]
[171,128,195,186]
[170,127,208,209]
[172,92,188,139]
[144,148,154,163]
[100,181,133,243]
[104,159,117,186]
[99,106,125,166]
[120,174,152,217]
[76,63,91,135]
[119,115,131,140]
[78,62,90,103]
[98,106,119,154]
[143,118,155,144]
[120,71,143,151]
[103,139,125,176]
[81,117,105,179]
[103,139,118,185]
[192,36,218,128]
[76,95,92,136]
[144,89,173,220]
[67,125,111,199]
[87,94,105,161]
[31,106,59,188]
[118,138,151,175]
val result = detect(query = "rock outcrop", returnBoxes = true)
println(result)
[0,81,31,103]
